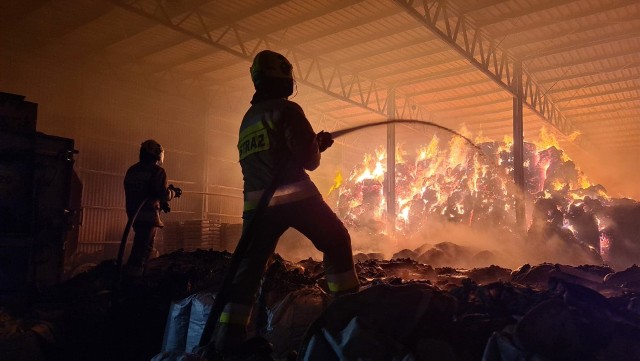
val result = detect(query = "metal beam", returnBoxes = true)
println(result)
[568,106,640,118]
[88,0,218,65]
[556,85,640,103]
[394,0,580,143]
[347,46,455,74]
[111,0,430,121]
[587,131,640,139]
[330,34,442,65]
[284,4,403,48]
[520,31,640,61]
[481,0,638,36]
[593,138,640,146]
[550,78,640,97]
[407,78,489,97]
[142,0,362,74]
[513,61,526,233]
[576,116,639,125]
[457,0,509,14]
[527,49,640,73]
[564,98,640,113]
[536,62,640,85]
[474,0,581,28]
[396,67,477,88]
[424,88,504,105]
[172,17,431,79]
[433,101,511,114]
[387,90,396,233]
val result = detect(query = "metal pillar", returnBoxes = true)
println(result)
[513,61,526,233]
[386,90,396,232]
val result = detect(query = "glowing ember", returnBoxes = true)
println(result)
[599,233,611,261]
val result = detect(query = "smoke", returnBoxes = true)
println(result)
[275,216,607,271]
[585,150,640,200]
[356,218,604,270]
[559,137,640,200]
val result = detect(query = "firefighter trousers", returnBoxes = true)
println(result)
[214,194,359,351]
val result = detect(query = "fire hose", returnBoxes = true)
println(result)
[196,118,485,355]
[116,186,181,292]
[115,197,147,292]
[330,118,480,149]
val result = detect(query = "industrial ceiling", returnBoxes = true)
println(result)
[2,0,639,156]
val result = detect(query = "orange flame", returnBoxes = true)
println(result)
[327,171,343,196]
[337,125,606,237]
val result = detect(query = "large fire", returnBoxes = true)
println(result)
[332,126,620,260]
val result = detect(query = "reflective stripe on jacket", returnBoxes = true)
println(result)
[243,179,320,211]
[238,98,321,210]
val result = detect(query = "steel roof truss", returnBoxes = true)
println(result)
[112,0,429,121]
[394,0,578,139]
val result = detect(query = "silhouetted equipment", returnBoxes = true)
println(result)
[0,92,79,300]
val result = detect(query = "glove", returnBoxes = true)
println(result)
[160,202,171,213]
[317,131,334,153]
[169,184,182,198]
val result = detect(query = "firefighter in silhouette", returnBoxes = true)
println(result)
[123,139,181,277]
[211,50,360,354]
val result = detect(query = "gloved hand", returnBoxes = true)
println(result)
[160,202,171,213]
[316,131,334,153]
[169,184,182,198]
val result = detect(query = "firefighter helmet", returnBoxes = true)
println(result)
[250,50,293,86]
[140,139,164,164]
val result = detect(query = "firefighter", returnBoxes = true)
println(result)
[123,139,181,278]
[212,50,360,354]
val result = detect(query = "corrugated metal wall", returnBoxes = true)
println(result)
[205,112,243,224]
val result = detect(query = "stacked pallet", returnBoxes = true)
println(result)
[220,223,243,252]
[161,220,223,253]
[161,223,182,254]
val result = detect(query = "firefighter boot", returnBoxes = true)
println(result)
[213,322,248,356]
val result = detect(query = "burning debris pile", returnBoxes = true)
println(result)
[333,129,640,269]
[3,250,640,361]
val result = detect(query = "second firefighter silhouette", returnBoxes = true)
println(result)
[213,50,360,353]
[123,139,181,277]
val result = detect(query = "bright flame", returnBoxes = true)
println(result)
[552,179,566,191]
[327,170,343,196]
[537,126,560,150]
[568,130,581,142]
[336,125,608,239]
[474,132,493,144]
[503,134,513,147]
[396,143,407,164]
[537,126,572,162]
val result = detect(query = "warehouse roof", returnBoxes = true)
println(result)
[2,0,638,155]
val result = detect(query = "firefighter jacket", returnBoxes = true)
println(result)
[238,98,321,211]
[124,162,174,227]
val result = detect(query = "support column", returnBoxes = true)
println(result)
[386,90,396,232]
[202,103,211,220]
[513,61,526,233]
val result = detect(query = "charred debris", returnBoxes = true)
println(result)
[2,248,640,361]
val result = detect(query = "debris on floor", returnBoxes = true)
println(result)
[2,249,640,361]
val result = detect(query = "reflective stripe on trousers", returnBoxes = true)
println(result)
[228,194,359,317]
[326,268,360,293]
[218,302,252,325]
[243,179,319,211]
